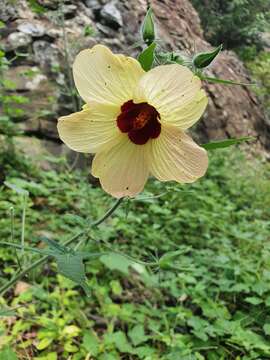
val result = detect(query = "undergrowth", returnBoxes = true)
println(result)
[0,148,269,360]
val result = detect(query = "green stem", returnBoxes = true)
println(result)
[0,198,124,296]
[21,194,27,266]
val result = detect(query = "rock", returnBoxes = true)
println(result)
[17,21,45,37]
[85,0,101,18]
[33,40,59,71]
[85,0,101,9]
[14,136,61,171]
[100,1,123,29]
[96,23,117,37]
[25,73,48,91]
[3,66,47,91]
[37,0,59,10]
[0,0,18,22]
[14,136,89,170]
[62,4,78,19]
[0,0,268,157]
[4,31,32,51]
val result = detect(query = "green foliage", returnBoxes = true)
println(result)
[0,148,269,359]
[138,42,157,71]
[246,51,270,118]
[191,0,269,57]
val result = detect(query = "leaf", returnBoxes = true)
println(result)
[138,42,156,71]
[0,307,17,317]
[193,44,222,68]
[36,338,53,350]
[245,296,263,305]
[128,324,149,346]
[0,347,18,360]
[55,253,90,296]
[41,237,69,255]
[200,75,254,86]
[263,324,270,335]
[100,253,134,275]
[158,249,189,270]
[82,331,100,356]
[201,136,255,150]
[110,331,134,354]
[141,7,155,45]
[4,181,29,196]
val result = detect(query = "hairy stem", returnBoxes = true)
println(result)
[0,198,124,296]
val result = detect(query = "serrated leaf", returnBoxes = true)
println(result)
[193,44,222,68]
[138,42,156,71]
[128,324,149,346]
[56,253,90,296]
[110,331,134,354]
[201,136,255,150]
[82,331,100,356]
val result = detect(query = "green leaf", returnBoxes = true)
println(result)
[100,253,134,275]
[56,253,90,296]
[110,331,134,354]
[193,44,223,68]
[36,337,53,350]
[82,331,100,356]
[263,324,270,335]
[0,21,6,29]
[201,136,255,150]
[245,296,263,305]
[0,347,18,360]
[200,75,254,86]
[0,307,17,317]
[128,324,149,346]
[158,249,189,270]
[4,181,29,196]
[141,7,155,45]
[138,42,156,71]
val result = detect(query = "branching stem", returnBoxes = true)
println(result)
[0,198,124,296]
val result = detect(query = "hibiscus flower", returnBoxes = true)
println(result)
[57,45,208,198]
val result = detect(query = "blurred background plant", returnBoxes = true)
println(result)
[191,0,270,119]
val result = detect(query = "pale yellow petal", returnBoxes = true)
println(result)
[148,125,208,183]
[92,137,149,198]
[133,64,207,130]
[57,104,121,153]
[73,44,145,107]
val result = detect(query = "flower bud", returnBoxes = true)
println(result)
[193,44,223,69]
[141,7,155,45]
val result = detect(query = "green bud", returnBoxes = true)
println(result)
[193,44,223,69]
[141,7,155,45]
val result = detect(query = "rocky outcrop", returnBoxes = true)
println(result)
[1,0,269,160]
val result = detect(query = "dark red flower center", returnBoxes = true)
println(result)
[117,100,161,145]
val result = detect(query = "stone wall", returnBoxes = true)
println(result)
[1,0,269,164]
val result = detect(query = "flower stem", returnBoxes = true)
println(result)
[0,197,124,296]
